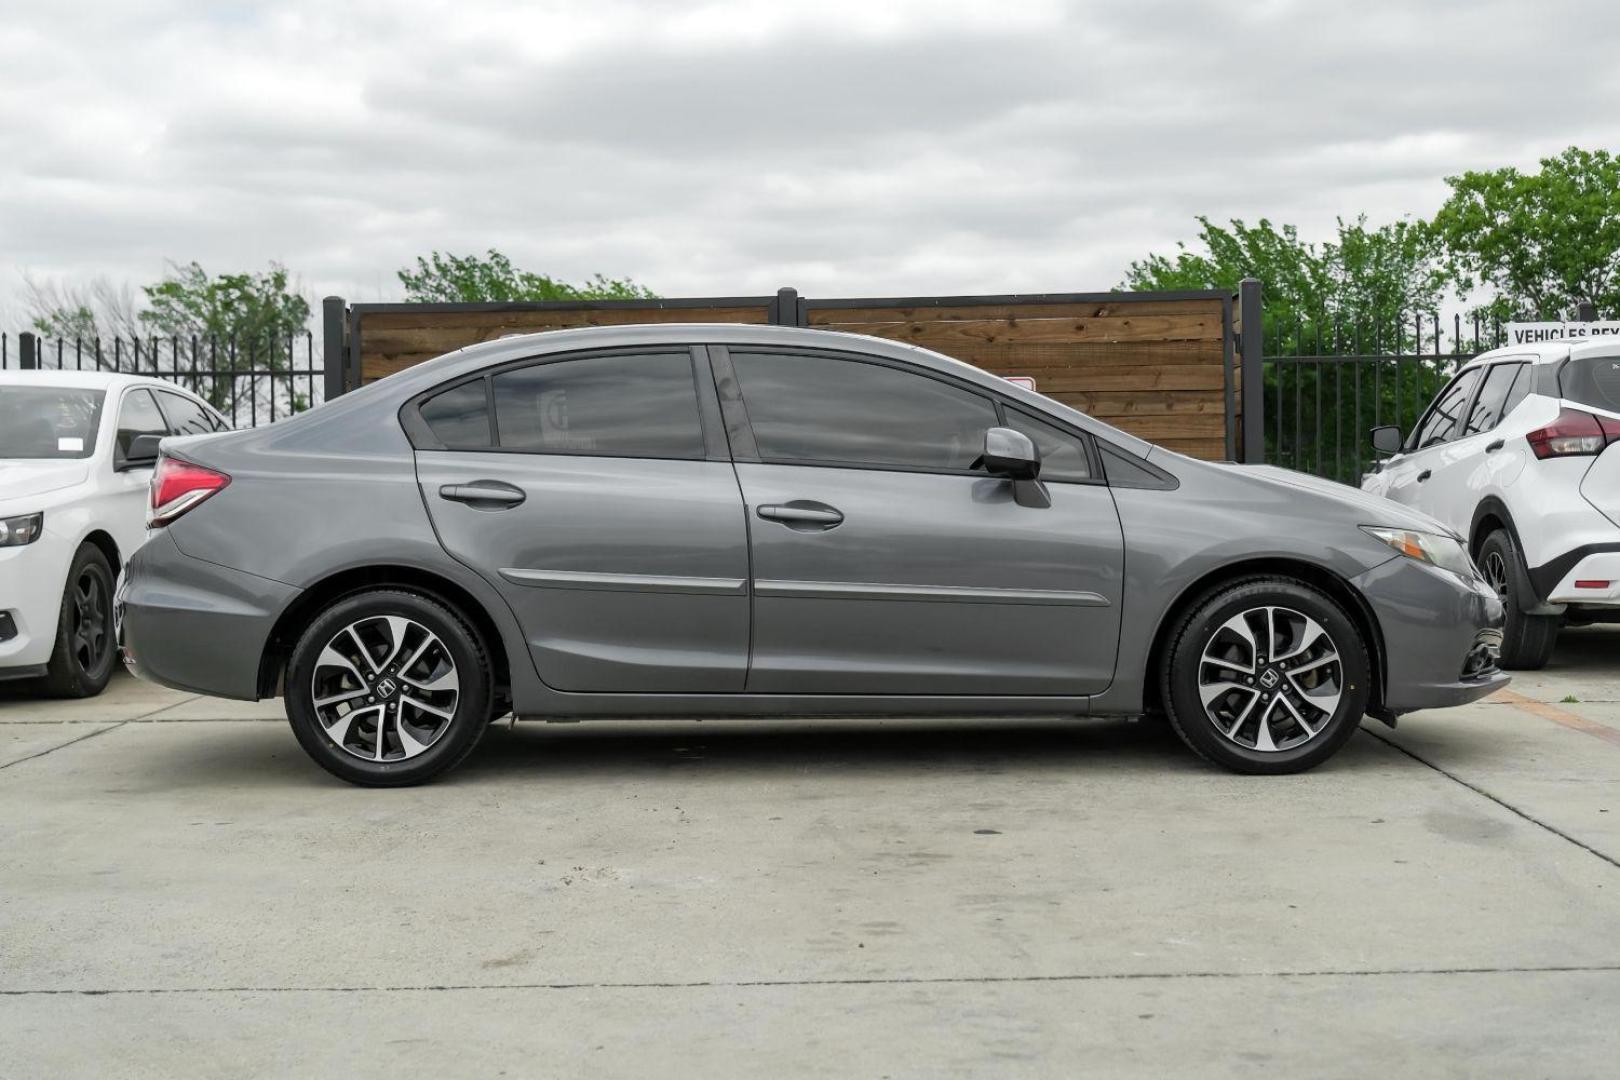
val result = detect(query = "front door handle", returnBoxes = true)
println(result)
[758,502,844,530]
[440,481,526,508]
[1416,469,1432,482]
[1485,439,1505,453]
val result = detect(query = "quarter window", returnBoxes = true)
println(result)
[115,389,167,462]
[1410,368,1483,450]
[730,352,998,472]
[420,381,493,449]
[492,352,706,459]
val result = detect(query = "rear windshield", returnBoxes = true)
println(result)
[0,387,106,459]
[1559,354,1620,413]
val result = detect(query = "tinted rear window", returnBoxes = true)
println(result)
[0,387,105,459]
[1560,355,1620,412]
[492,352,705,458]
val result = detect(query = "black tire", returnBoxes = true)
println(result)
[1478,529,1558,670]
[39,543,117,699]
[1161,576,1371,775]
[285,589,492,787]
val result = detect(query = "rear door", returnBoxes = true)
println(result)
[410,348,751,692]
[1423,359,1530,531]
[715,346,1124,696]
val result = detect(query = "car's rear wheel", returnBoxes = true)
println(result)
[1162,577,1370,775]
[285,589,492,786]
[39,543,117,699]
[1478,529,1558,670]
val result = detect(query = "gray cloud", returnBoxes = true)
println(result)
[3,0,1618,326]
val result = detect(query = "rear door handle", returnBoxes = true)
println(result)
[758,503,844,529]
[1485,439,1505,453]
[440,481,526,508]
[1416,469,1432,482]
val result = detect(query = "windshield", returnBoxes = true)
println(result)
[0,387,106,459]
[1560,354,1620,413]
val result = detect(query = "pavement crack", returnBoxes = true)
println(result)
[7,963,1620,997]
[0,721,129,772]
[1362,727,1620,872]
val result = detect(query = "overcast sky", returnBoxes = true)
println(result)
[3,0,1619,322]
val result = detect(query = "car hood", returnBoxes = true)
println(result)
[0,459,90,503]
[1221,463,1454,536]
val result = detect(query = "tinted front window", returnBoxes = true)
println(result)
[421,381,492,449]
[493,353,705,458]
[731,352,998,471]
[116,389,167,461]
[1410,368,1481,449]
[1461,363,1525,436]
[1003,409,1092,482]
[1560,354,1620,413]
[157,391,221,436]
[0,387,105,459]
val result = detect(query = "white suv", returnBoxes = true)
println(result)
[1362,339,1620,668]
[0,371,228,696]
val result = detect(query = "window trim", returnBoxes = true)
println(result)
[402,346,725,463]
[711,344,1108,485]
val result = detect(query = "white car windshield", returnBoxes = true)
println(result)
[0,386,106,459]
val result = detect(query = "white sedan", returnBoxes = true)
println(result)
[0,371,228,696]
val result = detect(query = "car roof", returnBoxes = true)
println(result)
[0,369,201,394]
[1461,337,1620,373]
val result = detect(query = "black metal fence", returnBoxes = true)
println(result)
[1,330,325,428]
[1265,314,1508,484]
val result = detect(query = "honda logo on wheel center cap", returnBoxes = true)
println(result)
[375,677,399,700]
[1259,668,1281,689]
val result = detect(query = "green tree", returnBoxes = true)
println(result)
[1121,215,1444,341]
[139,261,310,343]
[398,250,656,303]
[1430,146,1620,320]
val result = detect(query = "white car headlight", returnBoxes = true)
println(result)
[0,512,43,547]
[1362,526,1477,580]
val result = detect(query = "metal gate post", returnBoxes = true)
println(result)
[1577,300,1598,322]
[769,287,806,327]
[322,297,347,401]
[18,331,38,371]
[1238,278,1264,463]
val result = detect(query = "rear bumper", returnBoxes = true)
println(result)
[117,528,298,700]
[1535,546,1620,605]
[1353,556,1510,714]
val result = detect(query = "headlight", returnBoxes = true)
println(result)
[0,512,43,547]
[1362,526,1477,580]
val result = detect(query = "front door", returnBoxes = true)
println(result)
[715,347,1124,695]
[1380,365,1484,517]
[412,348,750,692]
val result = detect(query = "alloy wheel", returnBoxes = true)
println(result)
[71,568,110,672]
[1482,550,1510,604]
[1197,605,1343,753]
[310,615,460,762]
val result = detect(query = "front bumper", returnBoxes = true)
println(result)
[0,536,74,676]
[117,528,299,700]
[1352,556,1509,714]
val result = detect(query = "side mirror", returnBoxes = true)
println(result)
[119,433,163,471]
[981,427,1041,480]
[1370,425,1403,456]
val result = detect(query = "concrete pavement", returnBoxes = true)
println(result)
[3,630,1620,1078]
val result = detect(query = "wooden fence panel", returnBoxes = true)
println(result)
[340,290,1236,460]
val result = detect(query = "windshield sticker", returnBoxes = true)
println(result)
[58,436,85,452]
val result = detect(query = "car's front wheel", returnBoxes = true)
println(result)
[285,589,492,786]
[1478,529,1558,670]
[39,543,117,698]
[1162,577,1371,774]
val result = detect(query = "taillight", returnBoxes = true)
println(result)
[149,456,230,526]
[1526,408,1620,459]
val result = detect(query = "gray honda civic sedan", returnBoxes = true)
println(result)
[118,324,1507,785]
